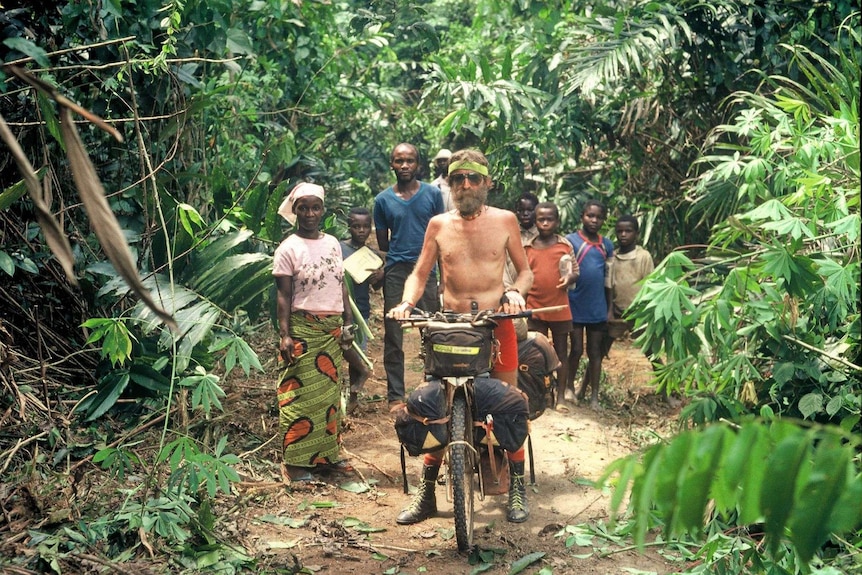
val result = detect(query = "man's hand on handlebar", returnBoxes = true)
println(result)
[499,289,527,315]
[388,300,415,320]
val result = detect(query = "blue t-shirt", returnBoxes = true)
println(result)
[340,241,375,320]
[373,182,444,265]
[566,231,614,324]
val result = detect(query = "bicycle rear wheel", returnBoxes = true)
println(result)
[450,392,475,552]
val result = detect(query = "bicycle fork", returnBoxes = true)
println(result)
[441,376,486,503]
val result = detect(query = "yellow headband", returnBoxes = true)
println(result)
[448,160,489,176]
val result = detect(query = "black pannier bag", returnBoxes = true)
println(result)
[472,377,529,453]
[394,380,450,456]
[517,331,560,419]
[422,322,495,377]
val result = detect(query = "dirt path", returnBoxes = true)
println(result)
[220,312,683,575]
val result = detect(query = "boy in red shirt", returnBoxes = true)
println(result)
[524,202,579,411]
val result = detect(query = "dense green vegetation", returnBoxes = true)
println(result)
[1,1,859,573]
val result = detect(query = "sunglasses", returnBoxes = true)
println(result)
[449,172,485,186]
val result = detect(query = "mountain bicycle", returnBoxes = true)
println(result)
[396,304,564,552]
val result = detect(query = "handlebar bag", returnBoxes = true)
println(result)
[394,380,450,456]
[422,322,494,377]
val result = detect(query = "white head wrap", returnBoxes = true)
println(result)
[277,182,325,224]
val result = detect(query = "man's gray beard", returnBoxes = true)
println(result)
[457,189,487,216]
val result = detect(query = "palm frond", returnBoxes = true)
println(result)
[561,10,691,101]
[99,230,274,372]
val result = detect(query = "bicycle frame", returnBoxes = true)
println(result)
[403,311,501,552]
[398,306,562,552]
[435,375,486,502]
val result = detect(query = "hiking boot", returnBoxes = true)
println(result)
[396,464,439,525]
[506,460,529,523]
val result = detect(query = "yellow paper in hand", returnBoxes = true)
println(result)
[343,246,383,283]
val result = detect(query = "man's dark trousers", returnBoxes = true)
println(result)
[383,262,439,403]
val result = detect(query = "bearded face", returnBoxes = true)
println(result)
[449,171,489,216]
[455,186,487,215]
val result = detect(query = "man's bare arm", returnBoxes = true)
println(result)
[389,220,441,318]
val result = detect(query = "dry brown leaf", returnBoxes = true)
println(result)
[3,66,173,329]
[59,106,176,330]
[0,113,78,285]
[5,65,123,142]
[139,525,154,558]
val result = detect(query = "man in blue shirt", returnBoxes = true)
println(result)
[374,143,444,409]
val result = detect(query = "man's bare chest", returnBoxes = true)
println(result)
[437,229,506,263]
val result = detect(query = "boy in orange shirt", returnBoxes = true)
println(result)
[524,202,579,411]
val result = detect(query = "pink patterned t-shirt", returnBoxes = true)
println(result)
[272,233,344,315]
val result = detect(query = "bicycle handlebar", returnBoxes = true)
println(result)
[395,305,568,326]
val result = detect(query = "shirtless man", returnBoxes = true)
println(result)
[389,148,534,525]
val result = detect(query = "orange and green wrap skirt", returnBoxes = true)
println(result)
[277,312,343,467]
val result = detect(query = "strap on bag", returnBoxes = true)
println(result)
[479,415,500,486]
[527,434,536,485]
[400,444,408,494]
[404,409,450,426]
[574,230,607,265]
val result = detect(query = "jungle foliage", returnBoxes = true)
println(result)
[0,0,859,573]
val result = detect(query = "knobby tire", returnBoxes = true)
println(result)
[450,392,474,552]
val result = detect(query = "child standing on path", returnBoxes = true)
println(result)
[340,207,383,410]
[504,193,540,288]
[605,215,655,354]
[605,215,677,406]
[524,202,579,412]
[565,200,614,410]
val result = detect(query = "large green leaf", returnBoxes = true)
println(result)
[673,425,725,536]
[190,253,272,307]
[712,423,761,516]
[0,177,30,211]
[3,37,50,67]
[603,420,861,564]
[180,229,256,283]
[760,429,811,554]
[788,434,851,563]
[0,251,14,277]
[80,371,131,421]
[99,229,272,375]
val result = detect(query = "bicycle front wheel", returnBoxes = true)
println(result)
[450,392,475,552]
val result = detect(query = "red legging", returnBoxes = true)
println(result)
[493,319,518,373]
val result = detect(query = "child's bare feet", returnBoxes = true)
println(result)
[350,368,370,394]
[575,381,588,402]
[347,391,359,414]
